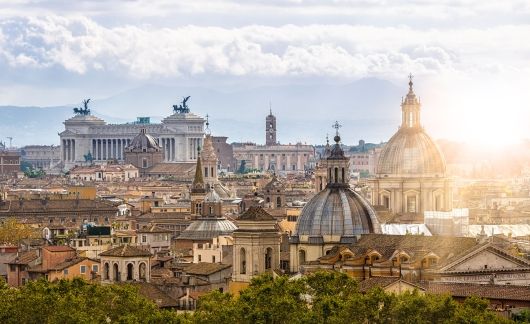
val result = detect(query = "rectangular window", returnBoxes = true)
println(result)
[142,235,147,243]
[92,265,99,273]
[63,269,69,275]
[80,265,86,274]
[212,256,216,263]
[198,255,201,262]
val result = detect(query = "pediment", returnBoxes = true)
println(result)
[59,129,77,136]
[441,244,530,273]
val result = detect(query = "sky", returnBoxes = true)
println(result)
[0,0,529,146]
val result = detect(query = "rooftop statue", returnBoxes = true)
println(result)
[73,99,91,116]
[173,96,191,114]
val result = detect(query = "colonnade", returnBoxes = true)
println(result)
[62,139,76,162]
[92,139,131,161]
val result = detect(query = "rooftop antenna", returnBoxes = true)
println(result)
[6,137,12,148]
[269,100,272,115]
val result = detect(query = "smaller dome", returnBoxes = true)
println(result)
[177,217,237,241]
[125,128,161,153]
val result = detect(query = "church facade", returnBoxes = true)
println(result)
[59,101,205,170]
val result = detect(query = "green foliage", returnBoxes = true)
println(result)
[0,273,515,324]
[0,278,186,324]
[194,272,513,324]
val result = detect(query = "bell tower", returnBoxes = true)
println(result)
[401,73,421,129]
[265,107,277,146]
[326,121,350,188]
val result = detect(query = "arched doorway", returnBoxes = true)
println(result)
[127,263,134,281]
[139,262,147,281]
[265,247,273,270]
[113,263,119,281]
[299,250,306,266]
[104,262,110,280]
[240,248,246,274]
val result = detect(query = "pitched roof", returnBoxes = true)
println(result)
[238,206,275,221]
[43,245,76,252]
[425,282,530,301]
[134,283,178,308]
[183,262,231,276]
[137,225,172,234]
[50,257,97,271]
[99,245,152,257]
[358,277,424,293]
[7,250,38,265]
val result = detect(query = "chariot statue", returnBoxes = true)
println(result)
[73,99,91,116]
[172,96,191,114]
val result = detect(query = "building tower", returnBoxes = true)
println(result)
[190,147,207,216]
[265,108,277,146]
[231,206,281,288]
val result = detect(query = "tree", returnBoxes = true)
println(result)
[0,218,38,245]
[0,278,188,324]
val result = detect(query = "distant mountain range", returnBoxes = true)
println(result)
[0,78,405,146]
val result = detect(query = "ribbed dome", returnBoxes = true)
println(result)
[376,127,446,176]
[294,187,380,238]
[125,128,161,152]
[177,217,237,240]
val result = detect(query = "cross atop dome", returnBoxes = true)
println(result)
[332,121,342,143]
[408,73,414,91]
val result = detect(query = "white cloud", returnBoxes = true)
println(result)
[1,16,528,83]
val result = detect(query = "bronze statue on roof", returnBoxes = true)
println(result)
[173,96,191,113]
[73,99,91,116]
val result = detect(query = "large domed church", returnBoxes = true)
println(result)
[290,124,381,272]
[367,76,452,218]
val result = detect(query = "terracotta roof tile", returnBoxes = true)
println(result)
[99,245,152,257]
[425,282,530,301]
[238,206,275,221]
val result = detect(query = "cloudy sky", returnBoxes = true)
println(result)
[0,0,529,145]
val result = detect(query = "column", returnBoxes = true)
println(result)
[107,139,111,160]
[62,139,66,161]
[72,139,75,162]
[171,138,175,161]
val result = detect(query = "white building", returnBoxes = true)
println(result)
[59,103,205,170]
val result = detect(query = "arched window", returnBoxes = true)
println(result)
[139,262,147,281]
[265,247,273,270]
[299,250,306,265]
[104,262,109,280]
[240,248,246,274]
[127,263,134,281]
[276,197,281,208]
[113,263,119,281]
[341,168,345,183]
[334,167,338,183]
[266,197,270,203]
